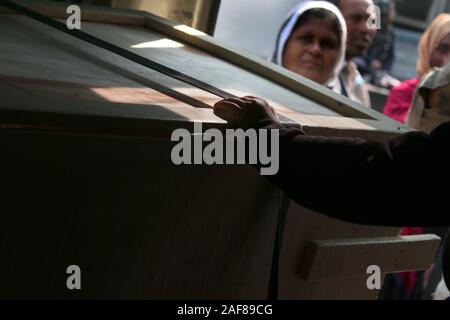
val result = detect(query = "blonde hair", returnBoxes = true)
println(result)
[417,13,450,78]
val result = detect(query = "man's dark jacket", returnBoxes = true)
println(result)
[258,120,450,227]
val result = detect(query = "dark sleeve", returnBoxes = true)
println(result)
[258,121,450,227]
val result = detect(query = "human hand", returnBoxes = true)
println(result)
[213,96,280,129]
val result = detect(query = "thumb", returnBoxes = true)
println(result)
[213,100,241,123]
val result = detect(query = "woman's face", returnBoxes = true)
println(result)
[430,33,450,69]
[282,17,340,85]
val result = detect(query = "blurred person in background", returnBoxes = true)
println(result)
[383,14,450,124]
[359,0,400,89]
[408,61,450,132]
[326,0,377,107]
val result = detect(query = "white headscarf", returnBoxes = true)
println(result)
[272,0,347,88]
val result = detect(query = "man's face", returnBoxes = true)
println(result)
[339,0,376,59]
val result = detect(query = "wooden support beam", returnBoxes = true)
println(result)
[299,235,441,281]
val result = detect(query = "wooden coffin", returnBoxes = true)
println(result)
[0,0,441,299]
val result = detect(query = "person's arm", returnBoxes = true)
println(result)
[258,120,450,227]
[214,97,450,227]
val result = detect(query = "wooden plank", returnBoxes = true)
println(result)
[0,0,411,135]
[0,86,401,140]
[0,129,279,299]
[298,235,441,281]
[276,201,442,299]
[0,75,217,110]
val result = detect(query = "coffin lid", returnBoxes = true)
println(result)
[0,0,410,139]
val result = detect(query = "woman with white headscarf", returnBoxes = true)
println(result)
[272,0,347,92]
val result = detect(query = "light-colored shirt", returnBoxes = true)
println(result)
[338,61,372,108]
